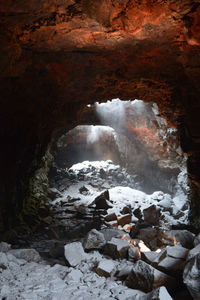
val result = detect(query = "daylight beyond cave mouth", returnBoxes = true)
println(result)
[52,99,188,196]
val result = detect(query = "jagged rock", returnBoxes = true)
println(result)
[133,208,143,220]
[104,237,129,259]
[194,233,200,247]
[121,206,132,215]
[8,249,41,263]
[100,228,124,242]
[164,230,195,249]
[143,205,161,225]
[0,242,11,253]
[187,244,200,261]
[96,259,115,277]
[128,246,141,261]
[158,256,186,274]
[83,229,106,250]
[79,185,89,195]
[146,286,173,300]
[104,213,117,222]
[166,244,189,259]
[64,242,87,267]
[94,190,112,209]
[125,260,154,292]
[183,253,200,299]
[137,227,158,250]
[130,221,150,238]
[141,251,159,264]
[118,214,132,227]
[48,187,62,199]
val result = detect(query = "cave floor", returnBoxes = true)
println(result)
[0,160,197,299]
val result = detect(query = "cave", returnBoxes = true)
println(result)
[0,0,200,299]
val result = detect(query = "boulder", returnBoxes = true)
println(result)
[96,259,115,277]
[164,230,195,249]
[0,242,11,253]
[8,248,41,263]
[83,229,106,250]
[187,244,200,261]
[125,260,154,292]
[118,214,132,227]
[143,205,161,225]
[104,237,129,259]
[95,190,112,209]
[104,213,117,222]
[128,246,141,261]
[64,242,87,267]
[183,253,200,299]
[146,286,173,300]
[121,206,132,215]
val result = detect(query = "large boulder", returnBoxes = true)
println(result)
[64,242,87,267]
[83,229,106,250]
[183,253,200,299]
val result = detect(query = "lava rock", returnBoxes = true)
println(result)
[83,229,106,250]
[121,205,132,215]
[0,242,11,253]
[104,213,117,222]
[8,249,41,263]
[104,237,129,259]
[94,190,112,209]
[64,242,87,267]
[118,214,132,227]
[96,259,115,277]
[183,253,200,299]
[143,205,161,225]
[146,286,173,300]
[125,260,154,292]
[133,207,143,220]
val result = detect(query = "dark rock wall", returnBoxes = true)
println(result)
[0,0,200,230]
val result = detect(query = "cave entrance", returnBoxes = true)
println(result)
[50,99,189,198]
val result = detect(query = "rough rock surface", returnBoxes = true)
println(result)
[0,0,200,231]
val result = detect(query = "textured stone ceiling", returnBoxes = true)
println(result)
[0,0,200,229]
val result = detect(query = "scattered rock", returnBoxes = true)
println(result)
[143,205,161,225]
[94,190,112,209]
[64,242,87,266]
[121,205,132,215]
[104,237,129,259]
[104,213,117,222]
[183,253,200,299]
[84,229,106,250]
[146,286,173,300]
[96,259,115,277]
[79,186,89,195]
[118,214,132,227]
[128,246,141,261]
[8,248,41,263]
[125,260,154,292]
[0,242,11,253]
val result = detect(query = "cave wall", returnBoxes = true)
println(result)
[0,0,200,231]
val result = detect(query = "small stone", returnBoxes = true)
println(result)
[96,259,115,277]
[84,229,106,250]
[118,214,132,227]
[79,185,89,195]
[64,242,87,267]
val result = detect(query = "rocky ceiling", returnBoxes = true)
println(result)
[0,0,200,230]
